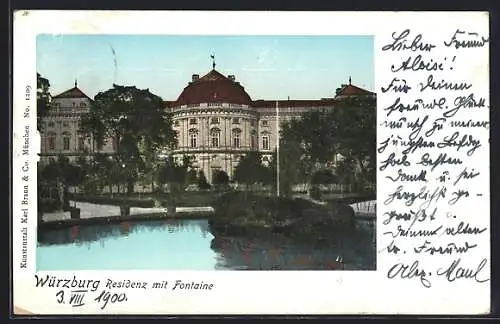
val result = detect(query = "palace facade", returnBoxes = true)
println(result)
[39,68,374,184]
[38,81,114,165]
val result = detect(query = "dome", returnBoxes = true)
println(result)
[175,69,252,106]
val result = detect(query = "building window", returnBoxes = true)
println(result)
[262,135,270,150]
[262,120,268,126]
[63,122,69,127]
[232,129,241,148]
[48,122,55,128]
[78,137,85,151]
[210,128,220,148]
[48,134,56,150]
[251,131,257,150]
[189,118,197,125]
[63,136,70,150]
[189,131,197,148]
[233,117,240,124]
[174,120,179,127]
[80,102,86,108]
[211,117,220,124]
[250,120,256,127]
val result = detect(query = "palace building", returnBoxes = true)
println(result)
[39,67,374,184]
[166,68,374,183]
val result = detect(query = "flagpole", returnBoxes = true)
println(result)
[276,100,280,197]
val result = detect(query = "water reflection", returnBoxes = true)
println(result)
[37,219,375,271]
[211,230,375,270]
[38,219,211,247]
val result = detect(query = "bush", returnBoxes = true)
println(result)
[309,186,321,200]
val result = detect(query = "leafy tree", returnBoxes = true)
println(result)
[212,170,230,191]
[311,169,338,185]
[37,73,51,117]
[38,156,86,210]
[332,97,376,186]
[197,170,211,190]
[233,151,269,189]
[186,169,198,185]
[80,84,177,195]
[37,73,51,130]
[268,137,307,198]
[279,91,376,193]
[281,111,336,169]
[335,156,357,186]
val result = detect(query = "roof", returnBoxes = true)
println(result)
[174,69,252,106]
[164,100,176,108]
[252,99,336,109]
[335,83,374,98]
[52,86,92,100]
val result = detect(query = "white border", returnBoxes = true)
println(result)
[13,11,490,315]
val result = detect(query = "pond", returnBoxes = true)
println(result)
[37,219,376,271]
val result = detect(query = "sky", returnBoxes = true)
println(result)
[37,35,374,101]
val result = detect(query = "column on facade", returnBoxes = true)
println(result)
[183,116,188,149]
[244,114,250,150]
[204,115,210,148]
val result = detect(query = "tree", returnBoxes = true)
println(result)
[268,137,308,198]
[279,91,376,193]
[233,151,268,189]
[197,170,211,190]
[335,156,357,186]
[37,73,51,129]
[281,111,336,169]
[186,169,198,185]
[212,170,230,192]
[311,169,338,185]
[38,156,86,210]
[80,84,177,195]
[332,96,376,187]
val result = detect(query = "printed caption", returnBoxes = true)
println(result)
[35,275,215,310]
[19,84,32,269]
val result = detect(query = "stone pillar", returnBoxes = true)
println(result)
[120,205,130,217]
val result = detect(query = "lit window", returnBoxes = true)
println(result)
[262,135,270,150]
[210,129,220,148]
[189,118,197,125]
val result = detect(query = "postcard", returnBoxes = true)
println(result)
[12,10,490,315]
